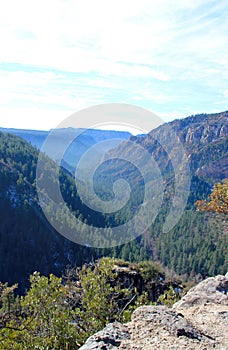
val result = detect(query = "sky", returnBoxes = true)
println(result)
[0,0,227,132]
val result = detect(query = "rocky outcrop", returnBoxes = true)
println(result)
[78,323,130,350]
[108,111,228,183]
[173,273,228,309]
[172,273,228,349]
[79,273,228,350]
[70,260,182,309]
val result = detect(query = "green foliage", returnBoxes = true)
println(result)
[0,258,185,349]
[71,257,131,345]
[149,209,227,278]
[138,260,164,281]
[0,282,18,329]
[122,292,152,323]
[0,131,149,291]
[0,273,77,350]
[69,258,167,343]
[158,286,181,308]
[0,132,103,292]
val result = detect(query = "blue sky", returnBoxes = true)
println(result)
[0,0,227,132]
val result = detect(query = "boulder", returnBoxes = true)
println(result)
[78,322,129,350]
[173,273,228,309]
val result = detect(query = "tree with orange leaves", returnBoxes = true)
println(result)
[196,179,228,214]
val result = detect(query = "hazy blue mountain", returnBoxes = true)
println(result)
[0,127,132,174]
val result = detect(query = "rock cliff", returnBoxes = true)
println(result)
[79,273,228,349]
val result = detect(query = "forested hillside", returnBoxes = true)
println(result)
[0,132,147,291]
[0,111,227,291]
[93,111,228,276]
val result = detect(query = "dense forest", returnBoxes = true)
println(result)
[0,111,227,293]
[0,131,148,291]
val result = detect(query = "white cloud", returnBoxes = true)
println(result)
[0,0,227,129]
[0,106,75,130]
[132,90,174,104]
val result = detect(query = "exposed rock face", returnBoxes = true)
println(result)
[78,323,130,350]
[173,273,228,308]
[108,110,228,181]
[173,273,228,349]
[79,273,228,350]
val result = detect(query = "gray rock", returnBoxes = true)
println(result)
[173,273,228,309]
[132,305,212,341]
[78,322,130,350]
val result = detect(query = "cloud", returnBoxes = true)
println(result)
[224,90,228,99]
[0,0,227,129]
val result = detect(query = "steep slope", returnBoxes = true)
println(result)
[94,111,228,277]
[152,110,228,181]
[0,111,227,290]
[0,132,148,291]
[111,110,228,183]
[0,132,98,291]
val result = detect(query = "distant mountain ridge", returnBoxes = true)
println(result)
[160,111,228,180]
[0,127,132,174]
[0,127,132,145]
[108,110,228,183]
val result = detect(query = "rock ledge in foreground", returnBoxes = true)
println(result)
[79,273,228,350]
